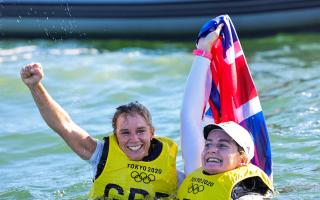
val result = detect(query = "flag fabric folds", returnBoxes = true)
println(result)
[198,15,272,177]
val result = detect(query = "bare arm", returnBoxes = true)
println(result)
[181,24,224,174]
[21,63,96,160]
[181,56,210,174]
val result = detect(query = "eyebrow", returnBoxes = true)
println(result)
[137,127,147,130]
[119,127,146,132]
[206,138,231,143]
[218,139,232,143]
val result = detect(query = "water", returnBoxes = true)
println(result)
[1,34,320,199]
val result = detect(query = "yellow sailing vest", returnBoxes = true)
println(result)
[177,163,273,200]
[89,135,178,200]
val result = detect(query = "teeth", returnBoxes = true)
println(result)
[128,145,142,151]
[207,158,220,163]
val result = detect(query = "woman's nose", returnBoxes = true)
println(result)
[129,133,139,141]
[208,145,218,153]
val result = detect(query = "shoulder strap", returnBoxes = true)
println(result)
[95,136,110,180]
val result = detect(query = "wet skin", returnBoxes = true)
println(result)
[115,113,154,161]
[202,130,243,174]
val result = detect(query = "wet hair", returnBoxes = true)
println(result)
[237,145,246,157]
[112,101,154,133]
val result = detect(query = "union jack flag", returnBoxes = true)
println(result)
[198,15,272,177]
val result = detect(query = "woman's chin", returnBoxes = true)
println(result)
[127,154,143,161]
[203,164,223,174]
[126,150,147,161]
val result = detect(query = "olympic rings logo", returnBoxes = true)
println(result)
[130,171,156,184]
[187,183,205,194]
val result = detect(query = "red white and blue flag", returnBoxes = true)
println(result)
[198,15,272,177]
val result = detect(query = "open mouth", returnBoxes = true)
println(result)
[127,144,143,151]
[206,157,222,164]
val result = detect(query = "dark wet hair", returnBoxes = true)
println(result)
[112,101,154,134]
[237,145,246,156]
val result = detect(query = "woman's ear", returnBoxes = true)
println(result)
[240,154,249,166]
[150,127,155,138]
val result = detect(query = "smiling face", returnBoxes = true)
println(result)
[115,113,154,161]
[202,129,244,174]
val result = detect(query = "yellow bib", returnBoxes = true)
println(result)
[177,163,273,199]
[89,135,178,200]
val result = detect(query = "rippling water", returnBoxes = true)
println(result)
[1,34,319,199]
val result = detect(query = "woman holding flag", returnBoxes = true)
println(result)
[178,15,274,199]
